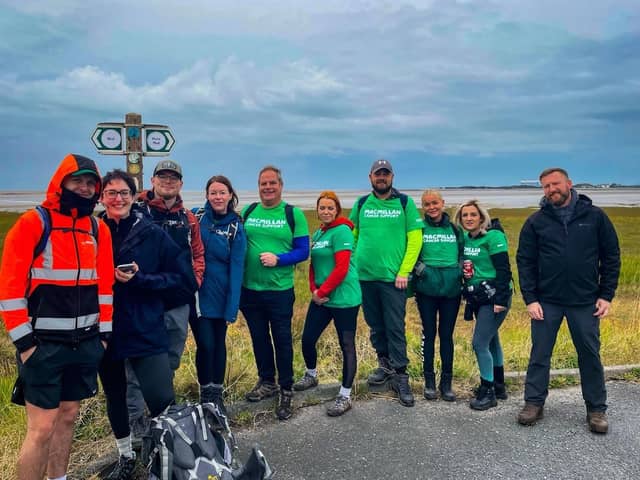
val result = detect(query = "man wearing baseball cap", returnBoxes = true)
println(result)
[126,159,203,443]
[349,159,423,406]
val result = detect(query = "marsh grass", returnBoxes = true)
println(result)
[0,207,639,479]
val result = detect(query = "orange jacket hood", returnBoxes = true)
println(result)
[42,154,102,211]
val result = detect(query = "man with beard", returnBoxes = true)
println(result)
[127,159,203,441]
[516,167,620,434]
[0,154,113,480]
[349,159,423,406]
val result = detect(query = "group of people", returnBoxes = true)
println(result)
[0,155,621,480]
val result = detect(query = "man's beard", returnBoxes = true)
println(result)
[372,181,392,195]
[549,190,570,207]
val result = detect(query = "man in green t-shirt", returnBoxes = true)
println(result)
[240,165,309,420]
[349,159,423,407]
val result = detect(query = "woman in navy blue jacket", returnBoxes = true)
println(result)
[191,175,247,413]
[98,169,194,479]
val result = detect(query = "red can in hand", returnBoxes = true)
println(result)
[463,259,474,279]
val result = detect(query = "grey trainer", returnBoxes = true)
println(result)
[327,395,352,417]
[293,373,319,391]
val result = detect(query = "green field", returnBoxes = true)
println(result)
[0,207,639,479]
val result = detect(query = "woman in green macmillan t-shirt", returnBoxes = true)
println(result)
[455,200,513,411]
[413,190,463,402]
[292,191,361,417]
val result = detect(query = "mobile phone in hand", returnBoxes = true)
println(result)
[117,263,136,273]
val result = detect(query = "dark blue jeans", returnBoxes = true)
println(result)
[240,287,295,390]
[189,316,228,385]
[360,281,408,370]
[301,302,359,389]
[415,293,461,375]
[524,302,607,412]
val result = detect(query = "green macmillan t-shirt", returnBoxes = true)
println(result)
[349,194,423,282]
[242,201,309,291]
[310,224,361,308]
[419,221,460,267]
[462,229,508,286]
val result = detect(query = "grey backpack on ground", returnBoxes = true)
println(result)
[142,402,273,480]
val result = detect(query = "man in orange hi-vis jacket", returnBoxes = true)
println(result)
[0,154,114,480]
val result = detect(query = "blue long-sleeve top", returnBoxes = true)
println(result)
[277,236,310,266]
[197,202,247,322]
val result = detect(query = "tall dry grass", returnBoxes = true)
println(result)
[0,206,639,479]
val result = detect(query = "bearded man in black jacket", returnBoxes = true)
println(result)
[516,167,620,434]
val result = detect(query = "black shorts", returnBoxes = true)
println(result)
[16,336,105,409]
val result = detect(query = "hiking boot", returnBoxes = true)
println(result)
[293,373,319,391]
[423,372,437,400]
[368,357,394,386]
[493,366,508,400]
[517,403,544,426]
[390,373,415,407]
[326,395,352,417]
[494,383,508,400]
[439,373,456,402]
[469,379,497,411]
[245,379,279,402]
[276,389,294,420]
[105,455,136,480]
[129,416,148,450]
[587,411,608,434]
[201,384,228,417]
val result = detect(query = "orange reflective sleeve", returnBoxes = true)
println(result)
[96,219,114,332]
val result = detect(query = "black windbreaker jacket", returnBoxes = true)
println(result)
[516,193,620,307]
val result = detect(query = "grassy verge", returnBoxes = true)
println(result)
[0,207,639,479]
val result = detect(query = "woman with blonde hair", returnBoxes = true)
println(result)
[293,191,361,416]
[454,200,512,410]
[413,189,463,401]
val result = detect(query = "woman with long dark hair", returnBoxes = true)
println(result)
[191,175,247,414]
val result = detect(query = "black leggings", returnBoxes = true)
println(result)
[415,293,461,375]
[189,316,228,385]
[301,302,358,389]
[99,353,174,439]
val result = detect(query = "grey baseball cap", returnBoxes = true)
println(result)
[370,159,393,174]
[153,159,183,178]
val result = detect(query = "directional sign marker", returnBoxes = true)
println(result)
[91,124,125,154]
[143,126,175,156]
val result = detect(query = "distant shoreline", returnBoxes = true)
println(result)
[2,188,639,212]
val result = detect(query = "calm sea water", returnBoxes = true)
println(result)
[1,188,639,212]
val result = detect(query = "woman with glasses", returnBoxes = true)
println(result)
[454,200,512,411]
[190,175,247,414]
[97,169,194,479]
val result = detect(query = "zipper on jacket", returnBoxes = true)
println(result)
[72,217,81,345]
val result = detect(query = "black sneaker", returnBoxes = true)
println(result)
[245,379,279,402]
[105,455,136,480]
[276,389,294,420]
[293,373,319,391]
[390,373,415,407]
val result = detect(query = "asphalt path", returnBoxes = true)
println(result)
[234,381,640,480]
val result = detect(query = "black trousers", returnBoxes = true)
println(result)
[190,316,228,385]
[301,302,359,389]
[240,287,295,390]
[524,302,607,412]
[99,353,174,439]
[415,293,461,375]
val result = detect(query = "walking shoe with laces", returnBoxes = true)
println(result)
[587,411,608,434]
[390,373,415,407]
[517,403,544,425]
[293,373,319,391]
[469,379,497,411]
[105,454,136,480]
[245,379,279,402]
[368,357,394,386]
[276,389,294,420]
[327,395,352,417]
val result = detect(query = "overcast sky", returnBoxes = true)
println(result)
[1,0,639,191]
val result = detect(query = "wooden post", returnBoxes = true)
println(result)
[125,112,144,191]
